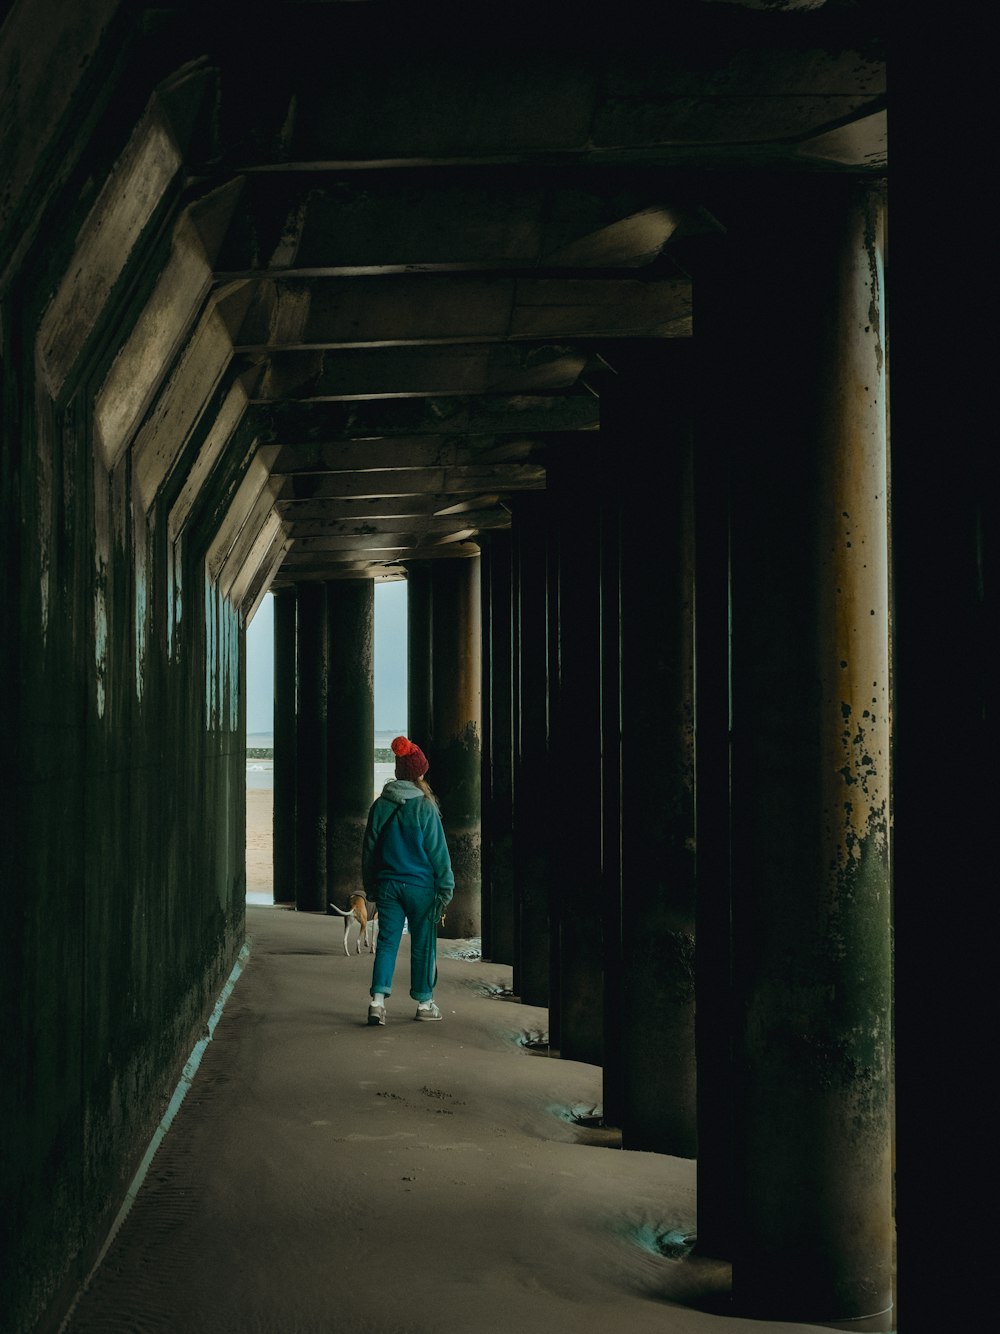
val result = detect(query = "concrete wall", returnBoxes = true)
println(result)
[0,9,264,1329]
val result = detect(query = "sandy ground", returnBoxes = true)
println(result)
[60,790,839,1333]
[245,786,274,899]
[247,768,395,904]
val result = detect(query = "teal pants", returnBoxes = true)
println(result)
[370,878,437,1002]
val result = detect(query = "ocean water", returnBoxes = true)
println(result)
[246,754,396,797]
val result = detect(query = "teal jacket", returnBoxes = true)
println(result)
[361,780,455,901]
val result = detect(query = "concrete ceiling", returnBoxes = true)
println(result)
[2,0,887,611]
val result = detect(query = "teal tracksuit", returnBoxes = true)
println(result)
[362,780,455,1002]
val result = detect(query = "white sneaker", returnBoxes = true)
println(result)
[367,1002,386,1026]
[414,1001,442,1021]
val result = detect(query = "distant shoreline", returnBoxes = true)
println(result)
[247,747,394,762]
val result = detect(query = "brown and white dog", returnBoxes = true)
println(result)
[329,891,378,956]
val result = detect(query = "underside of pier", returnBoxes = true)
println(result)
[1,5,992,1334]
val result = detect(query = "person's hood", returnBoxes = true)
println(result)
[381,779,424,804]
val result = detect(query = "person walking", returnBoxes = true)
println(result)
[362,736,454,1025]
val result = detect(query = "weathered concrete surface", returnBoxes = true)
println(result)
[405,558,482,940]
[256,394,601,440]
[212,173,692,275]
[510,494,553,1008]
[725,180,892,1325]
[257,342,591,401]
[36,102,183,399]
[0,23,251,1333]
[325,580,375,906]
[546,441,605,1068]
[233,274,691,349]
[205,447,281,584]
[480,531,516,966]
[605,347,698,1159]
[294,582,328,913]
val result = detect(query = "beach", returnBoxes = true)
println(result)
[246,761,396,901]
[245,788,274,897]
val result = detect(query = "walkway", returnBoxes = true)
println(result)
[62,906,830,1334]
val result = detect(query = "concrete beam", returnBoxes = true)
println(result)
[227,508,287,607]
[219,35,883,171]
[132,292,249,514]
[0,0,121,278]
[256,344,590,401]
[795,108,887,170]
[212,170,700,275]
[274,438,544,483]
[232,275,691,349]
[275,494,498,522]
[278,539,482,572]
[204,445,280,585]
[256,395,599,440]
[241,527,294,623]
[283,508,510,541]
[276,464,543,501]
[94,217,212,472]
[272,563,413,585]
[590,50,884,152]
[283,528,487,555]
[218,481,282,600]
[223,50,596,166]
[168,368,261,543]
[92,182,247,474]
[36,101,183,397]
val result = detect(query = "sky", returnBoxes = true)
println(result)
[245,582,408,736]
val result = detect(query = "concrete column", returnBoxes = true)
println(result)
[547,441,604,1068]
[891,157,993,1329]
[325,579,374,908]
[406,557,482,939]
[599,434,625,1128]
[405,564,432,742]
[294,582,328,912]
[272,587,297,904]
[726,180,892,1324]
[480,533,515,965]
[510,493,552,1007]
[692,276,736,1256]
[605,346,698,1155]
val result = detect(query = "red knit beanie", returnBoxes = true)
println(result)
[391,735,429,781]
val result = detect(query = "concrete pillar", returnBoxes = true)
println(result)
[510,493,552,1007]
[605,346,698,1155]
[725,180,892,1324]
[599,436,625,1127]
[891,157,992,1330]
[272,587,297,904]
[480,533,515,965]
[405,564,432,745]
[406,557,482,939]
[692,279,736,1256]
[547,441,604,1068]
[325,579,375,908]
[294,582,328,912]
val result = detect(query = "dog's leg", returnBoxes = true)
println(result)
[343,919,351,957]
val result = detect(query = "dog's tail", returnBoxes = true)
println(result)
[328,903,354,917]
